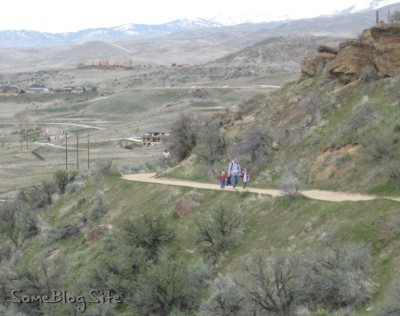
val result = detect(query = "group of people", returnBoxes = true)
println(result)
[219,158,249,189]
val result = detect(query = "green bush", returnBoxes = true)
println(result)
[199,273,246,316]
[195,205,243,263]
[89,191,109,221]
[133,260,204,315]
[120,213,175,262]
[53,170,76,194]
[201,243,374,315]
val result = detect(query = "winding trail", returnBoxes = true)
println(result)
[121,173,400,203]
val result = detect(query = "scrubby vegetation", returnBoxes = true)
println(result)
[0,158,399,315]
[1,25,400,316]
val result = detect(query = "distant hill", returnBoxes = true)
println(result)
[0,3,399,73]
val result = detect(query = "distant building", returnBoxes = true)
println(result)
[45,127,66,140]
[63,86,85,93]
[142,129,171,146]
[27,84,52,94]
[0,85,18,95]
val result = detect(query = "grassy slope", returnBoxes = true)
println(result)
[167,76,400,197]
[20,174,400,315]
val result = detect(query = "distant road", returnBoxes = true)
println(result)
[122,173,400,203]
[32,122,104,130]
[129,84,280,91]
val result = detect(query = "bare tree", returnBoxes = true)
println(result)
[170,112,198,162]
[194,120,226,177]
[238,123,275,164]
[239,252,308,316]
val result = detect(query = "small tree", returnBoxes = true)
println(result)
[194,120,226,177]
[239,252,308,315]
[120,213,175,262]
[169,112,198,162]
[133,260,204,315]
[0,200,38,252]
[238,123,274,164]
[53,170,76,194]
[195,205,243,263]
[40,179,56,206]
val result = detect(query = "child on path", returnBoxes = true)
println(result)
[241,168,250,189]
[219,170,227,189]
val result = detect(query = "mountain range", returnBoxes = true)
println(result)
[1,1,399,48]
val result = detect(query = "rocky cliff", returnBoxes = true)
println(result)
[301,23,400,83]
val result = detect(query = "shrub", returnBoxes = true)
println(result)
[45,224,81,247]
[0,200,39,252]
[92,159,115,178]
[133,260,204,316]
[120,213,175,262]
[386,161,400,186]
[89,191,109,221]
[239,251,308,315]
[201,243,374,315]
[53,170,76,194]
[199,273,246,316]
[363,135,394,162]
[345,104,377,132]
[195,205,243,263]
[237,123,275,164]
[306,242,374,310]
[277,171,302,200]
[17,185,50,210]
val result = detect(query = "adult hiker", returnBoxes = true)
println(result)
[228,157,241,189]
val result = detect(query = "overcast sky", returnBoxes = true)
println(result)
[0,0,398,33]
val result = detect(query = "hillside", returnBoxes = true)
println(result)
[167,23,400,196]
[0,24,400,316]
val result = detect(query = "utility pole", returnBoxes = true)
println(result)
[25,118,28,150]
[20,122,22,151]
[87,132,90,169]
[65,131,68,170]
[76,132,79,170]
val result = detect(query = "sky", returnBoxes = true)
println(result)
[1,0,399,33]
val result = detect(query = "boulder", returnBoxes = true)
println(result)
[301,52,336,79]
[328,44,374,84]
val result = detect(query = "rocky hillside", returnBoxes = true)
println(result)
[170,23,400,195]
[301,23,400,83]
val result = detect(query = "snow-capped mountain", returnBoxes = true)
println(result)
[343,0,400,13]
[209,0,400,25]
[0,19,223,48]
[0,0,399,48]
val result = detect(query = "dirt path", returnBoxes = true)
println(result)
[121,173,400,203]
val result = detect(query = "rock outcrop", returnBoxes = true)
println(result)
[300,23,400,83]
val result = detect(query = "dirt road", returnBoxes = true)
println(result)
[121,173,400,203]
